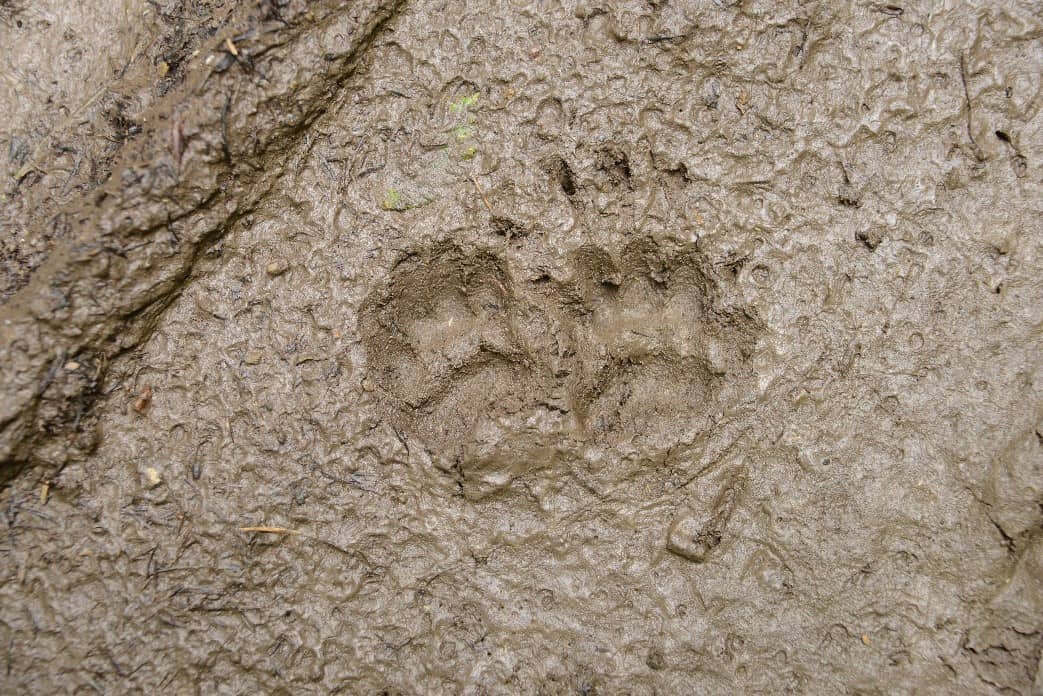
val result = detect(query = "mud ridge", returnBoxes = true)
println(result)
[0,0,404,474]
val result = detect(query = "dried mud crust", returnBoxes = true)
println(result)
[361,238,761,498]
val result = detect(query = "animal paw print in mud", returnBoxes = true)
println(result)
[361,246,547,441]
[361,240,760,499]
[563,240,757,446]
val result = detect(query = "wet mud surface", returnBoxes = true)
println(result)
[2,1,1042,693]
[0,0,239,299]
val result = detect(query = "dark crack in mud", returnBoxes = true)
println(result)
[1,0,1042,693]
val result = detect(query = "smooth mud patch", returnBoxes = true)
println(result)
[1,1,1042,693]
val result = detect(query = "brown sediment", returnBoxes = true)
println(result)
[0,1,1041,693]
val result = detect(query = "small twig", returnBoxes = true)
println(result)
[61,147,83,196]
[470,174,494,214]
[238,526,300,535]
[959,52,985,161]
[391,425,410,456]
[172,111,188,172]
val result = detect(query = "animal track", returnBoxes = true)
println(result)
[564,240,756,445]
[359,246,546,455]
[361,239,761,498]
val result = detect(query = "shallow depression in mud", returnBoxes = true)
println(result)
[360,238,762,498]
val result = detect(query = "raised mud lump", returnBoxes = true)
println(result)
[667,471,744,563]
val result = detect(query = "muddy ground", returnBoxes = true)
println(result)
[1,0,1042,693]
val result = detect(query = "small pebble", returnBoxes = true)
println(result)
[132,385,153,414]
[266,259,289,276]
[145,467,162,488]
[64,361,80,371]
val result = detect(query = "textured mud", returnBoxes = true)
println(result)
[0,0,239,299]
[1,1,1042,693]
